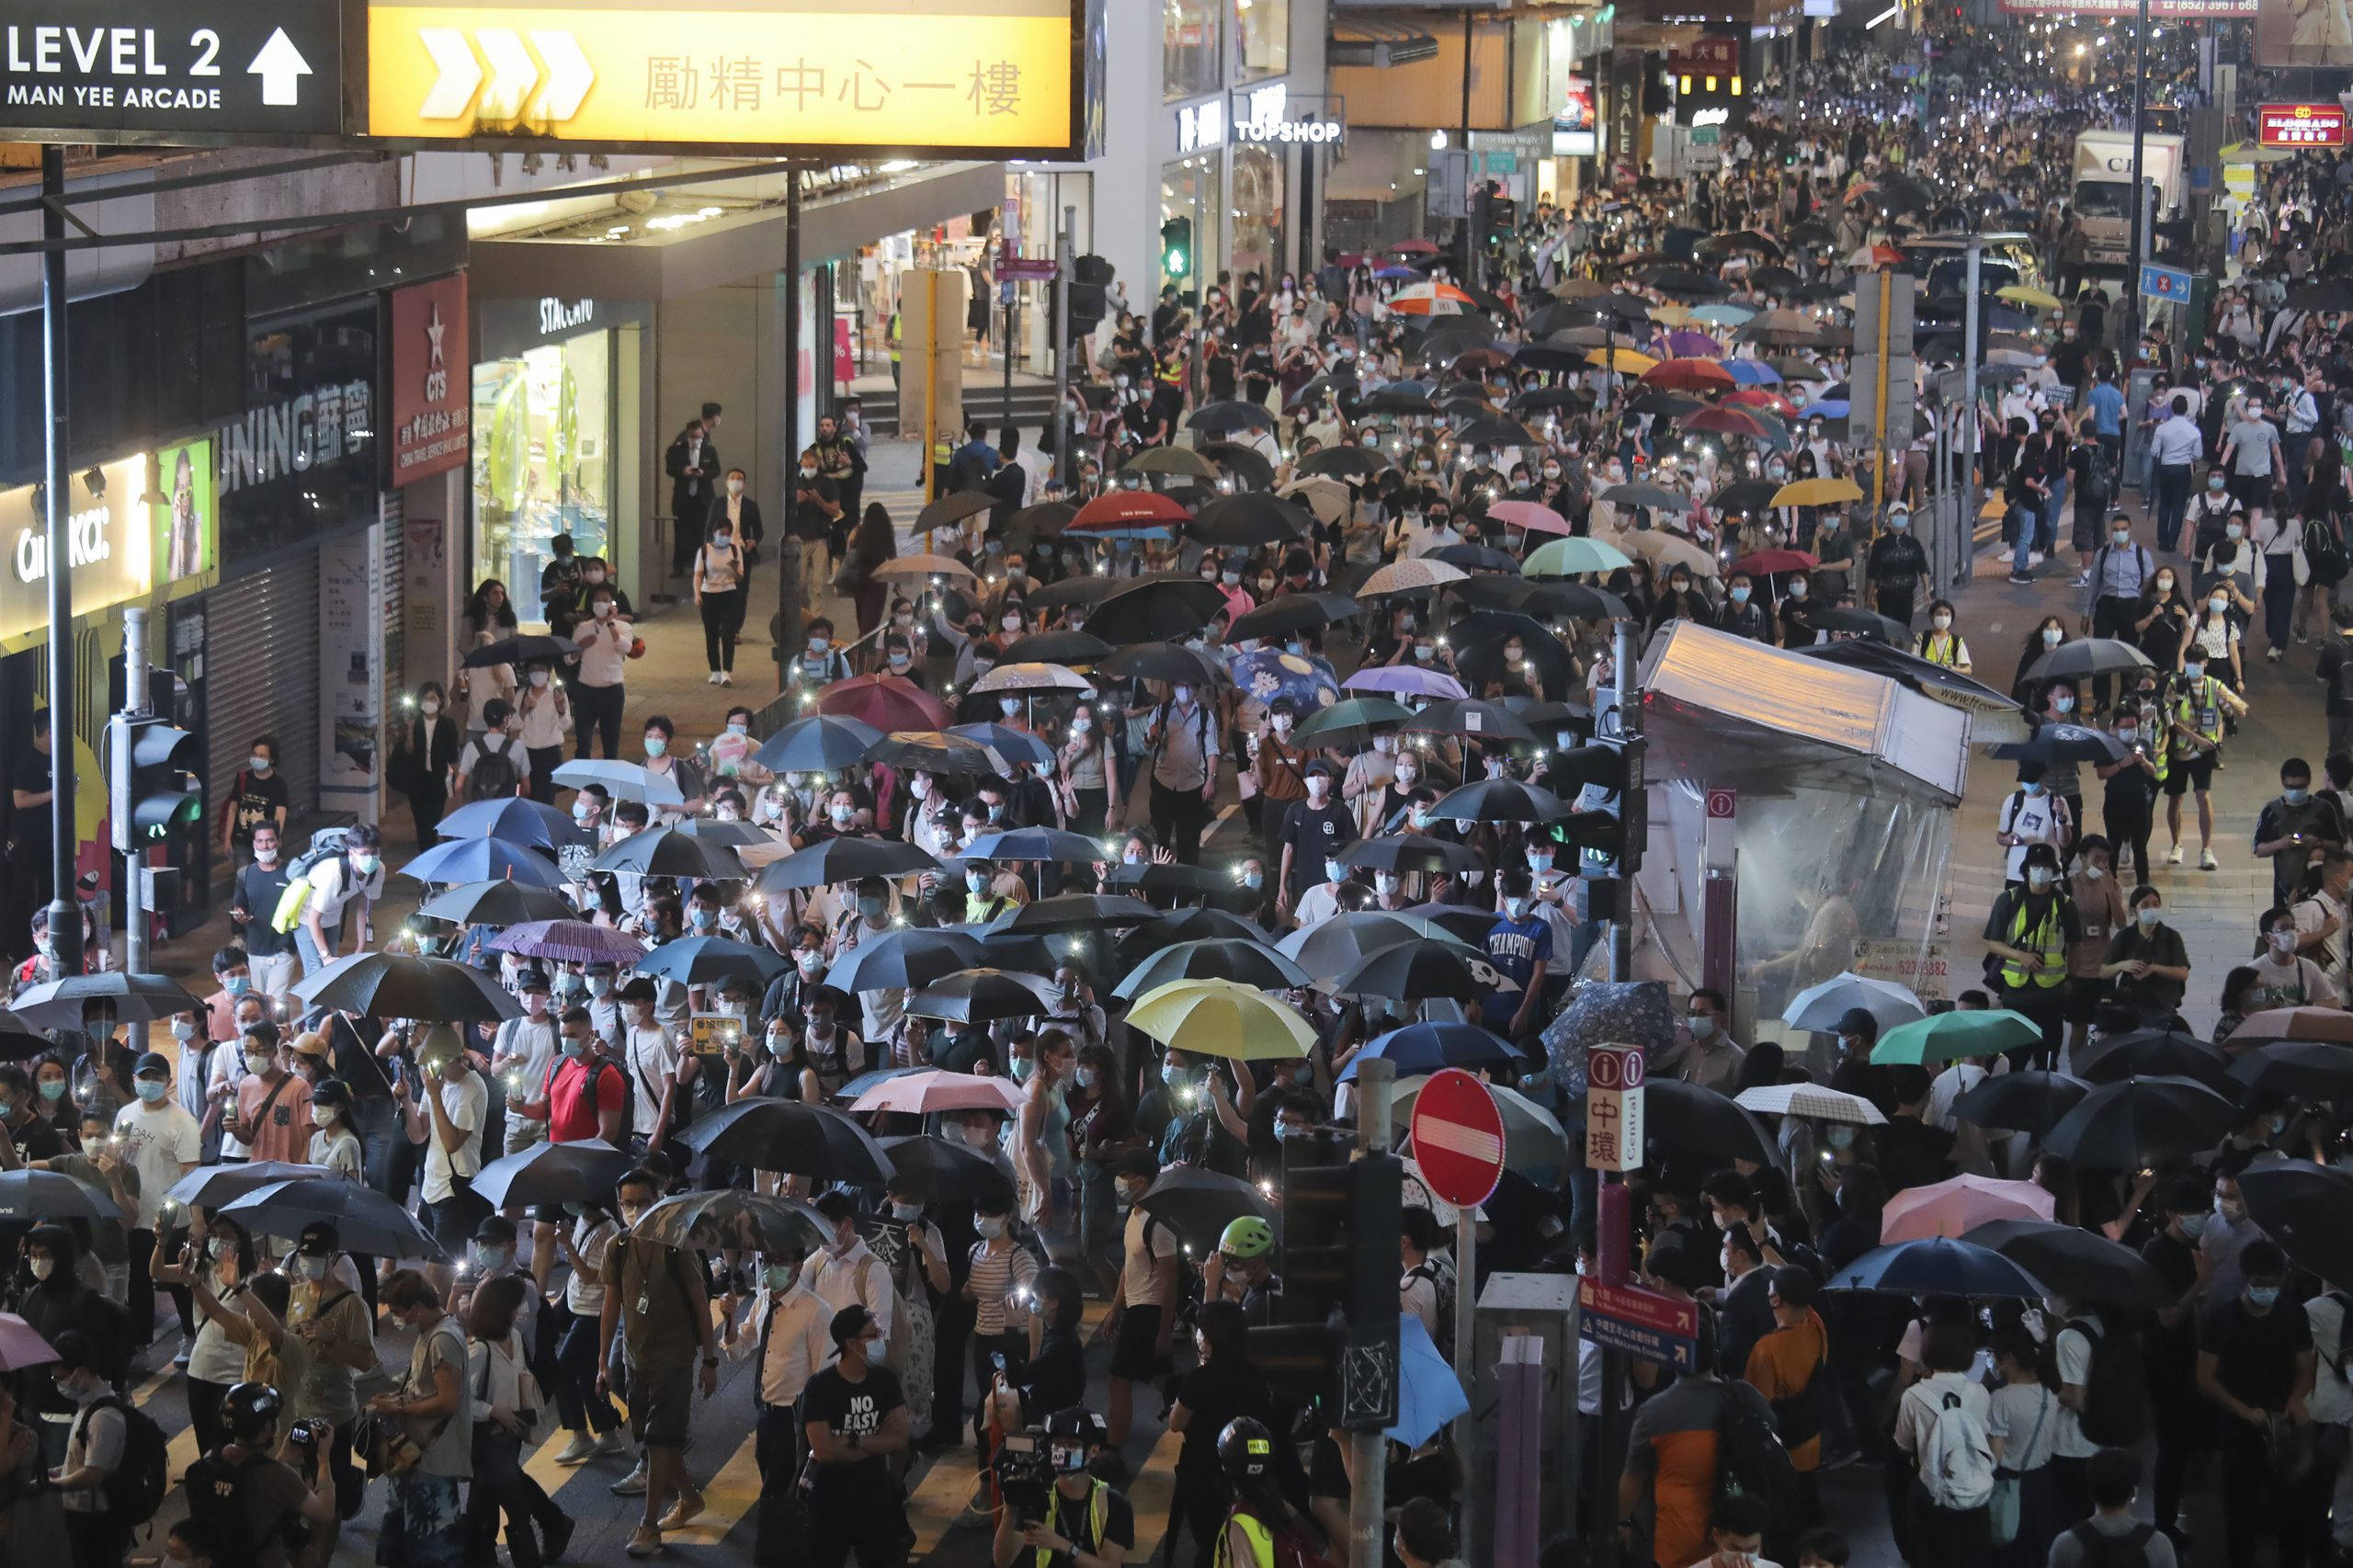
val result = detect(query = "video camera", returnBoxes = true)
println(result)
[992,1428,1057,1526]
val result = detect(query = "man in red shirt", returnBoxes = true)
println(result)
[514,1004,628,1294]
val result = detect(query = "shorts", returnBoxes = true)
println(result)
[503,1114,549,1158]
[531,1202,573,1229]
[425,1179,493,1255]
[2163,753,2217,796]
[1108,1302,1171,1381]
[2229,471,2273,512]
[627,1358,693,1449]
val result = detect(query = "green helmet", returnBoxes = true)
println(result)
[1219,1215,1275,1260]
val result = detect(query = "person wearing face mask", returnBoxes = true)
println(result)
[2218,398,2288,530]
[1145,679,1221,867]
[718,1239,833,1514]
[594,1169,723,1555]
[1677,988,1747,1094]
[388,683,460,844]
[486,970,562,1162]
[1483,867,1552,1040]
[2255,757,2348,907]
[1101,1146,1180,1445]
[2097,882,2190,1025]
[2131,1175,2217,1541]
[1911,599,1972,673]
[2162,653,2246,869]
[569,584,636,760]
[1996,763,2075,889]
[2245,904,2341,1012]
[2193,1238,2313,1568]
[219,733,290,864]
[392,1027,488,1295]
[292,822,384,978]
[1865,503,1931,627]
[1719,572,1776,644]
[1984,844,2080,1072]
[1649,570,1715,634]
[108,1050,198,1350]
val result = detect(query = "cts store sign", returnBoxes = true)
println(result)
[2258,103,2348,149]
[392,274,470,484]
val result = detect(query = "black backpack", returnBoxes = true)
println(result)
[468,734,523,802]
[2309,518,2349,587]
[90,1393,170,1528]
[2065,1314,2150,1448]
[186,1446,309,1562]
[2067,1521,2155,1568]
[1713,1381,1804,1557]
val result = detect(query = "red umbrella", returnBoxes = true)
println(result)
[1731,549,1820,576]
[1680,406,1778,439]
[1725,389,1799,415]
[816,673,949,732]
[1639,358,1736,392]
[1071,490,1190,530]
[1390,238,1441,256]
[1485,500,1573,536]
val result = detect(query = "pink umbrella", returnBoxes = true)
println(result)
[489,919,648,966]
[1486,500,1573,536]
[848,1069,1027,1116]
[0,1312,56,1372]
[1880,1173,2056,1244]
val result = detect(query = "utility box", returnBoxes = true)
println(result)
[899,267,969,501]
[1465,1273,1582,1568]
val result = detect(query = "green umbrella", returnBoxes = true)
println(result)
[1522,538,1632,579]
[1294,697,1413,745]
[1871,1009,2043,1066]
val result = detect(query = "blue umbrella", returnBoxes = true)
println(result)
[436,797,585,851]
[1808,399,1852,419]
[1373,264,1424,280]
[754,713,885,774]
[1821,1236,2050,1298]
[1341,1022,1521,1081]
[1228,649,1341,713]
[1389,1314,1470,1446]
[1722,359,1783,385]
[948,722,1057,768]
[397,835,566,888]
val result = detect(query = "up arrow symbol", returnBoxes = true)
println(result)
[247,28,312,108]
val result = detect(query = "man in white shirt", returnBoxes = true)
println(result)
[402,1027,487,1289]
[800,1191,895,1336]
[489,970,562,1157]
[734,1243,835,1506]
[112,1050,200,1351]
[454,699,532,801]
[296,823,385,975]
[619,978,684,1161]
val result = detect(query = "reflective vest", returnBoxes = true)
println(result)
[1915,631,1968,670]
[2175,675,2227,745]
[1999,892,2067,990]
[934,432,958,468]
[1214,1508,1279,1568]
[1035,1480,1111,1568]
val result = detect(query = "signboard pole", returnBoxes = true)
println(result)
[1871,270,1892,516]
[1608,618,1638,982]
[1592,1175,1629,1568]
[119,607,150,1051]
[1961,240,1982,562]
[777,164,803,696]
[1056,205,1074,489]
[39,144,79,977]
[2126,0,2150,353]
[1350,1058,1396,1568]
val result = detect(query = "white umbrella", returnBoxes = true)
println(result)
[550,759,687,806]
[1781,971,1928,1032]
[1734,1083,1889,1126]
[1361,558,1471,597]
[970,661,1095,696]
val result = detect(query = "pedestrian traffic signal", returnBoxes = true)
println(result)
[109,712,203,852]
[1161,217,1193,282]
[1249,1150,1402,1429]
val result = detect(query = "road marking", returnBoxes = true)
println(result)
[1204,802,1240,846]
[1127,1424,1185,1563]
[908,1446,985,1557]
[674,1428,763,1548]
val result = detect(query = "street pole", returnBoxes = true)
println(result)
[1056,205,1075,489]
[1001,279,1017,437]
[40,145,79,979]
[2126,0,2151,353]
[1608,616,1637,983]
[1871,269,1893,516]
[1960,238,1984,572]
[1349,1056,1396,1568]
[119,608,148,1052]
[777,162,802,698]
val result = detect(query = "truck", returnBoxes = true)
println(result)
[2073,129,2186,270]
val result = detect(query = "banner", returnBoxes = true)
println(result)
[150,437,217,603]
[391,273,471,485]
[1999,0,2256,14]
[2256,1,2353,65]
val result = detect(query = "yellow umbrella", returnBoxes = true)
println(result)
[1587,347,1659,373]
[2222,142,2292,165]
[1770,476,1866,508]
[1648,303,1692,327]
[1995,285,2063,311]
[1127,978,1313,1061]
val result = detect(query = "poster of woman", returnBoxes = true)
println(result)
[150,438,215,596]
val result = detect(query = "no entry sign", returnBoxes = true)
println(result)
[1408,1067,1506,1210]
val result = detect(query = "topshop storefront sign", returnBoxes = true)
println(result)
[1230,84,1343,144]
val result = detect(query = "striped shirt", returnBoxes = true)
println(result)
[967,1240,1040,1336]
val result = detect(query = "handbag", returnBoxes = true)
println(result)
[1987,1387,2050,1547]
[357,1324,460,1478]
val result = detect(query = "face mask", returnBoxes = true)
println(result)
[2028,868,2054,891]
[2226,524,2245,541]
[1730,587,1751,606]
[350,854,379,877]
[2272,930,2299,953]
[2185,664,2206,682]
[477,1245,510,1272]
[2249,1286,2282,1308]
[1690,1014,1717,1040]
[299,1255,331,1282]
[2155,576,2174,593]
[594,601,615,619]
[2042,628,2062,647]
[796,949,824,974]
[691,908,719,931]
[1173,685,1193,705]
[1788,579,1807,598]
[1116,1178,1147,1205]
[563,1034,592,1060]
[245,1051,274,1075]
[967,871,988,894]
[28,1258,51,1282]
[1506,897,1529,920]
[2178,1211,2209,1238]
[644,737,668,758]
[978,1217,1007,1240]
[2054,697,2075,714]
[2211,596,2232,614]
[619,1205,645,1227]
[573,801,595,823]
[1415,645,1434,663]
[1825,1124,1857,1150]
[1888,514,1910,530]
[137,1079,169,1104]
[2288,787,2311,806]
[421,700,440,716]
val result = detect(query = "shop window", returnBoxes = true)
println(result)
[1234,0,1288,83]
[472,328,613,625]
[1165,0,1221,101]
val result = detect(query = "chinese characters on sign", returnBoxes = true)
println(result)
[643,54,1023,115]
[2257,103,2348,149]
[392,274,471,484]
[1585,1042,1645,1174]
[217,382,373,496]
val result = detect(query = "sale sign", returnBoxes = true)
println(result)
[2258,103,2348,149]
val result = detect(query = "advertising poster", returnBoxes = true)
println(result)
[151,437,217,602]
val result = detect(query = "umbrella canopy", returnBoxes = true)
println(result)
[849,1069,1027,1116]
[915,490,995,532]
[1125,446,1220,482]
[753,713,886,774]
[676,1096,897,1184]
[2237,1161,2353,1280]
[1880,1174,2056,1244]
[1986,722,2131,767]
[1641,1078,1783,1168]
[434,796,584,851]
[904,968,1063,1023]
[472,1138,633,1210]
[825,928,985,994]
[1344,665,1469,701]
[488,919,648,967]
[222,1177,446,1261]
[1291,698,1414,749]
[1949,1070,2090,1135]
[1188,494,1313,549]
[963,827,1117,866]
[1425,778,1571,824]
[1072,490,1190,530]
[1001,631,1115,667]
[591,826,746,881]
[1960,1219,2173,1310]
[1086,579,1231,645]
[1337,834,1483,878]
[1391,1078,1572,1171]
[1138,1166,1277,1253]
[2225,1006,2353,1047]
[1331,942,1512,1004]
[0,1168,119,1223]
[296,953,525,1024]
[989,892,1157,935]
[1822,1236,2046,1298]
[400,835,566,887]
[1404,697,1535,745]
[1113,938,1309,1001]
[1277,911,1467,981]
[1230,592,1364,643]
[634,1188,829,1256]
[1806,606,1910,644]
[2041,1075,2241,1167]
[1640,358,1736,392]
[862,730,1007,777]
[1361,558,1471,597]
[1199,442,1278,490]
[1484,501,1573,538]
[1127,978,1313,1061]
[752,835,939,892]
[0,1313,56,1372]
[1523,537,1637,580]
[549,759,687,806]
[971,661,1095,697]
[1097,640,1223,688]
[1603,483,1689,514]
[416,880,575,926]
[2073,1029,2234,1088]
[462,632,572,669]
[2022,638,2154,686]
[1781,971,1927,1032]
[1625,529,1718,579]
[1340,1022,1519,1081]
[165,1160,334,1210]
[878,1134,1017,1210]
[632,936,787,991]
[1871,1009,2044,1066]
[817,673,951,733]
[2229,1040,2353,1099]
[1769,476,1865,508]
[872,552,977,583]
[10,971,206,1030]
[1188,399,1279,435]
[1390,1313,1472,1448]
[1733,1083,1889,1126]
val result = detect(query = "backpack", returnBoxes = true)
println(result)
[1714,1382,1805,1554]
[467,734,522,802]
[2310,518,2349,587]
[1406,1260,1457,1346]
[88,1393,170,1528]
[2065,1521,2156,1568]
[1917,1385,1996,1511]
[851,1253,915,1382]
[2064,1315,2149,1449]
[270,827,355,934]
[1767,1332,1833,1450]
[185,1447,307,1562]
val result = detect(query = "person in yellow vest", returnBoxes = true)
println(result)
[2162,653,2249,870]
[990,1406,1134,1568]
[1913,599,1972,673]
[1212,1416,1302,1568]
[1982,842,2080,1072]
[888,309,903,391]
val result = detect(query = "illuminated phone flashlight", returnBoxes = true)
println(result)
[1258,1179,1275,1198]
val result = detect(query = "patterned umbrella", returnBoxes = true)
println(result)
[489,920,648,966]
[1229,649,1341,713]
[1361,558,1471,596]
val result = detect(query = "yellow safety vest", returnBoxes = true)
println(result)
[1035,1480,1111,1568]
[1915,631,1967,670]
[1999,892,2067,990]
[935,432,958,467]
[1214,1509,1279,1568]
[2175,676,2226,745]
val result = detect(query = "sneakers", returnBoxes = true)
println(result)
[2007,572,2036,585]
[706,671,722,685]
[2268,648,2283,663]
[612,1459,651,1495]
[720,672,733,687]
[173,1335,193,1369]
[2028,551,2046,568]
[554,1430,600,1465]
[597,1428,632,1459]
[2297,625,2313,645]
[626,1523,664,1558]
[2166,843,2184,865]
[656,1491,706,1531]
[2070,573,2093,588]
[1996,547,2016,564]
[2200,847,2219,870]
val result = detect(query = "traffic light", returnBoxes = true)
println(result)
[1160,217,1193,283]
[1249,1150,1402,1429]
[1550,733,1647,875]
[109,711,202,852]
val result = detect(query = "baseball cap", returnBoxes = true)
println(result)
[133,1051,172,1080]
[830,1303,876,1347]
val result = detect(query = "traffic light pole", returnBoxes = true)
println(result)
[1056,205,1075,489]
[777,163,803,698]
[1608,617,1641,983]
[117,607,150,1051]
[1349,1056,1396,1568]
[40,145,80,980]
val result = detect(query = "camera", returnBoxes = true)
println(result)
[992,1429,1055,1526]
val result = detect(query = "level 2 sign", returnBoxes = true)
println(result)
[0,0,341,138]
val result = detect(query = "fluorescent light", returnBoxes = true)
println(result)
[1867,3,1898,23]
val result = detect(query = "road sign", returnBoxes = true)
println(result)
[2140,263,2193,304]
[1585,1042,1645,1173]
[1704,788,1736,820]
[1408,1067,1506,1210]
[1578,1279,1699,1371]
[1852,271,1916,358]
[0,0,343,141]
[2258,103,2347,150]
[994,256,1060,281]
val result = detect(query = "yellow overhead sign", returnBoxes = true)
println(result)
[366,0,1081,155]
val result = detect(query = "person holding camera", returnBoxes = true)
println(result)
[182,1381,337,1568]
[800,1303,912,1568]
[992,1405,1134,1568]
[366,1268,473,1566]
[465,1273,570,1568]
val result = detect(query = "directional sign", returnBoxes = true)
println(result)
[1407,1067,1506,1210]
[0,0,343,140]
[1586,1042,1645,1173]
[2139,263,2193,304]
[1578,1278,1699,1371]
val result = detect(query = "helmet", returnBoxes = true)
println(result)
[222,1381,283,1443]
[1217,1416,1275,1483]
[1044,1406,1106,1472]
[1218,1216,1275,1261]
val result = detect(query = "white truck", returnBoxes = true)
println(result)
[2073,129,2186,270]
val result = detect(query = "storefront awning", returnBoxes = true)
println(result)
[1634,622,1971,806]
[466,159,1006,303]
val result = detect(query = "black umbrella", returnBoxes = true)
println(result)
[1199,442,1277,491]
[1138,1167,1277,1253]
[1807,607,1911,645]
[915,490,995,532]
[754,836,939,892]
[676,1096,897,1184]
[1507,387,1591,413]
[221,1178,446,1261]
[2041,1075,2242,1168]
[1987,722,2131,767]
[1114,906,1276,971]
[0,1010,51,1063]
[1230,592,1364,642]
[879,1134,1017,1210]
[998,502,1076,549]
[2228,1041,2353,1099]
[825,928,985,994]
[1332,942,1513,1003]
[1112,937,1310,1001]
[164,1161,333,1210]
[753,713,885,773]
[2074,1029,2234,1090]
[963,827,1114,865]
[292,955,521,1024]
[1428,544,1520,574]
[1949,1070,2090,1135]
[1187,495,1313,550]
[1457,576,1629,623]
[1712,479,1782,515]
[1297,446,1390,481]
[1086,579,1232,645]
[1400,902,1499,945]
[991,892,1157,933]
[2289,280,2353,314]
[1338,835,1484,877]
[0,1169,118,1223]
[591,827,746,881]
[1960,1219,2173,1311]
[1097,641,1222,686]
[1103,860,1235,899]
[634,1188,829,1255]
[11,971,207,1031]
[472,1138,633,1210]
[1513,346,1595,374]
[631,936,790,990]
[463,633,573,669]
[1457,415,1540,449]
[1360,389,1439,417]
[1025,571,1131,612]
[905,968,1063,1023]
[1277,911,1472,981]
[1403,697,1536,744]
[1643,1078,1784,1169]
[1189,400,1279,435]
[2237,1160,2353,1279]
[1425,778,1572,824]
[2023,638,2154,685]
[1602,483,1688,512]
[415,880,576,927]
[1002,630,1114,666]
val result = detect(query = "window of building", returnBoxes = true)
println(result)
[1165,0,1222,101]
[1234,0,1289,83]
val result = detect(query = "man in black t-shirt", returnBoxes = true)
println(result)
[1275,762,1356,915]
[991,1406,1133,1568]
[9,708,54,917]
[800,1304,910,1568]
[2196,1239,2314,1568]
[2141,1177,2214,1541]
